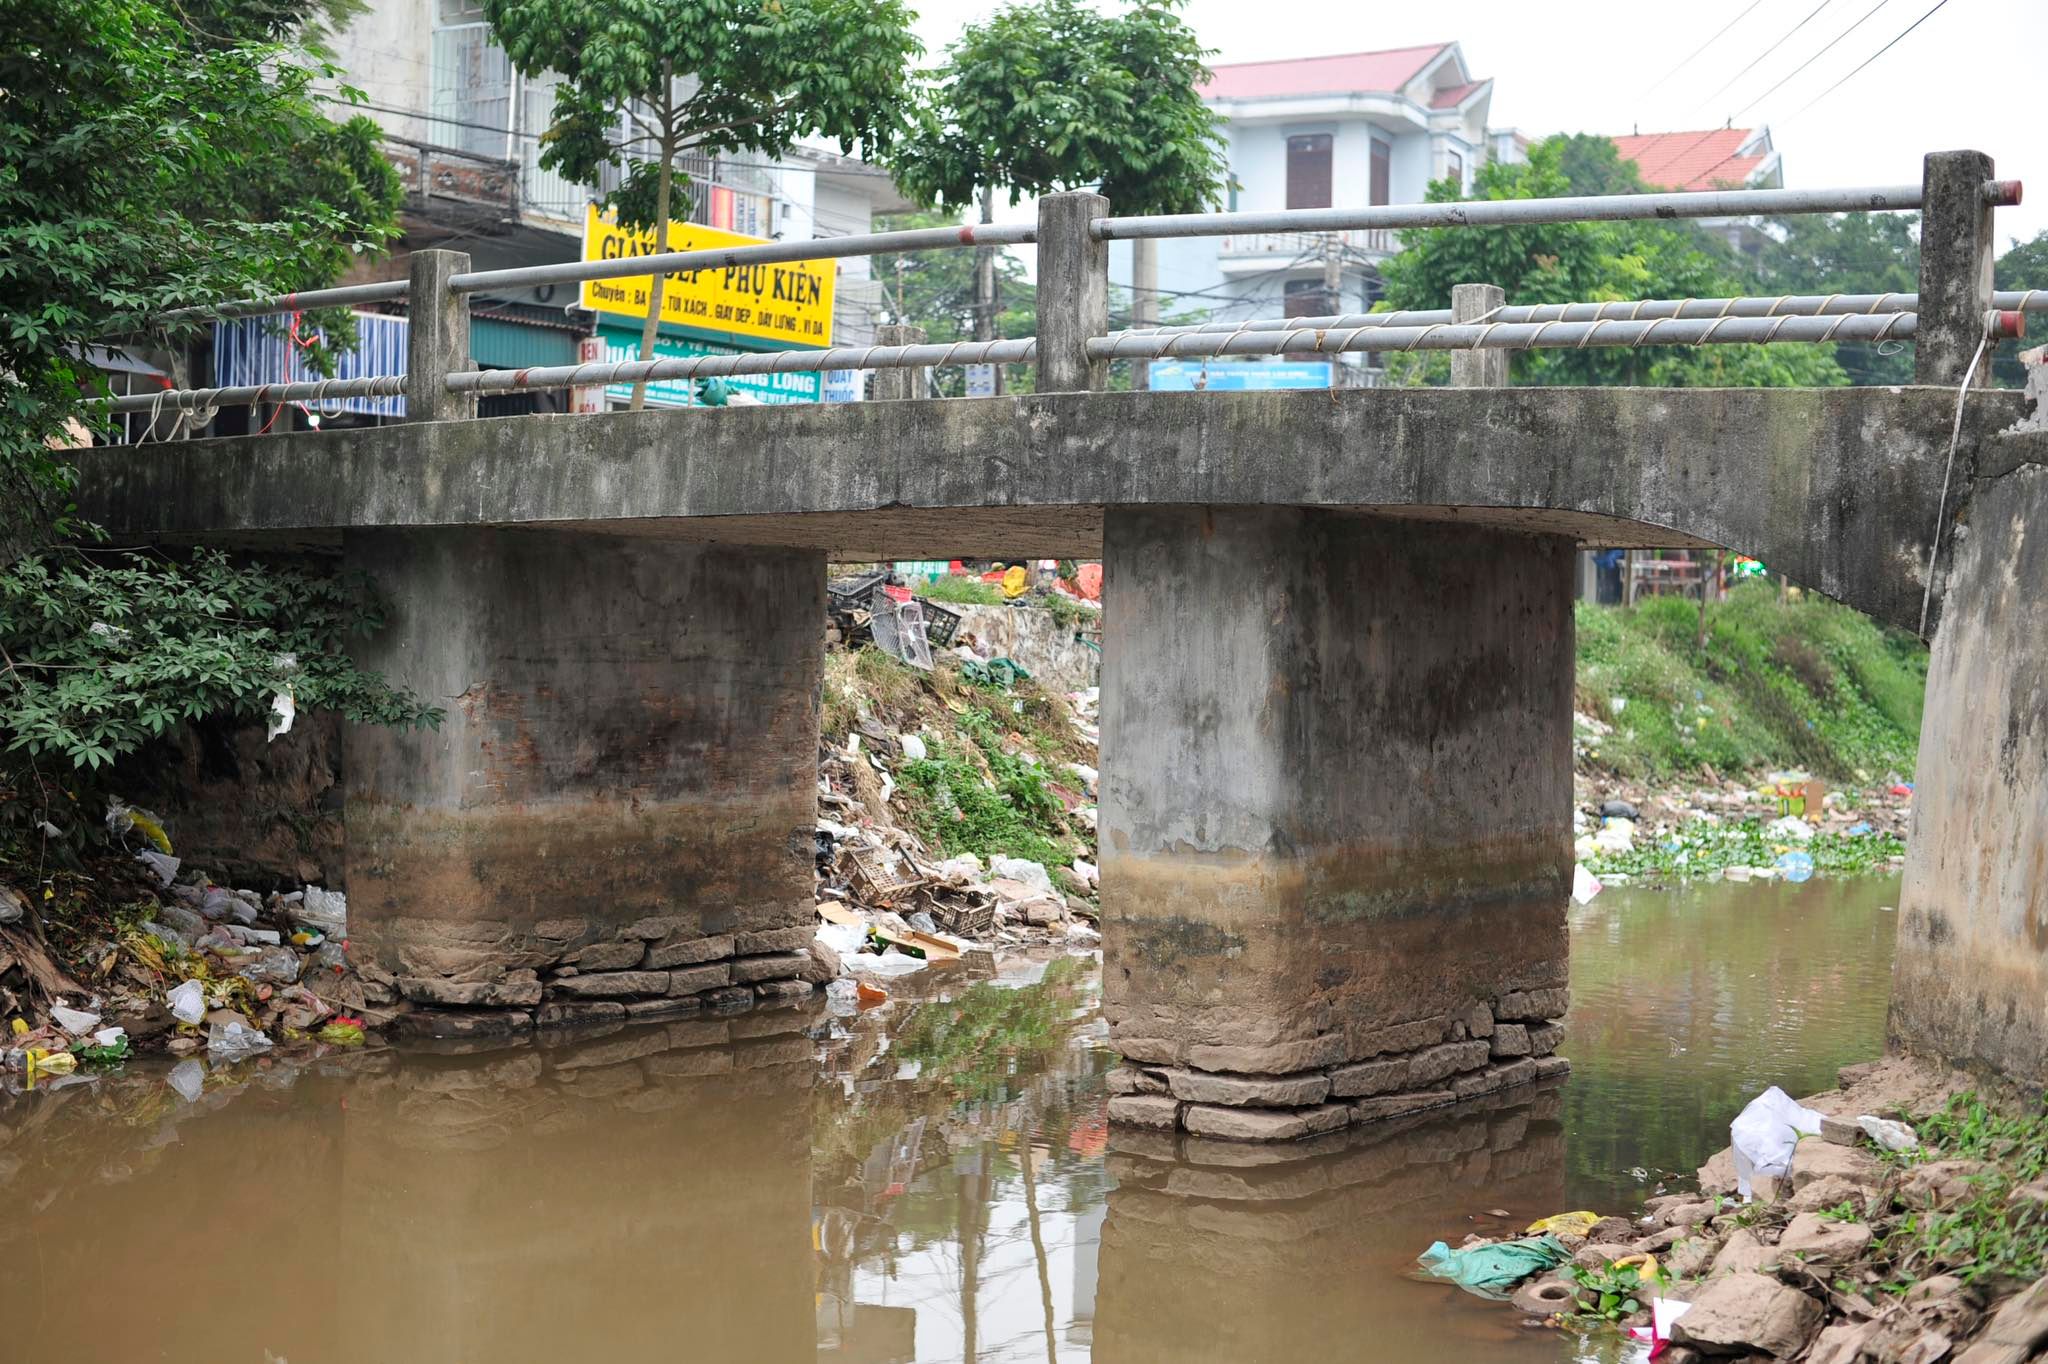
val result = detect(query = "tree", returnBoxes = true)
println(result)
[482,0,921,409]
[1748,212,1920,386]
[1378,137,1846,389]
[1551,132,1651,197]
[890,0,1225,358]
[0,0,426,850]
[1992,230,2048,388]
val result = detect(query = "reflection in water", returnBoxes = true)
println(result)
[0,877,1897,1363]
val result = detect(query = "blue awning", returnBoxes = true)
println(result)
[212,312,407,417]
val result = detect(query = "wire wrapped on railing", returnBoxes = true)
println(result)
[443,337,1038,395]
[97,374,408,415]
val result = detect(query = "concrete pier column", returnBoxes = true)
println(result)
[1099,506,1575,1140]
[1891,430,2048,1084]
[342,528,824,1025]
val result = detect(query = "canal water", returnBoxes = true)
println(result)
[0,875,1896,1363]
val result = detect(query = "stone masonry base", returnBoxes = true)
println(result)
[1106,989,1569,1141]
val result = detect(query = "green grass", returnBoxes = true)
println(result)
[913,575,1004,606]
[1575,582,1926,782]
[1583,817,1904,880]
[898,705,1085,869]
[1874,1095,2048,1293]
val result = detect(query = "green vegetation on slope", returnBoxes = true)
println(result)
[1575,583,1926,782]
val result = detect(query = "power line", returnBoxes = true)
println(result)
[1695,0,1839,113]
[1789,0,1953,118]
[1730,0,1896,121]
[1636,0,1769,102]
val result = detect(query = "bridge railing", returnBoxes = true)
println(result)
[99,151,2028,423]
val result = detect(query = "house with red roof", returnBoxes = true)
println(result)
[1137,42,1521,388]
[1607,127,1782,192]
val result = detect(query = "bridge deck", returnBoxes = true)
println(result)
[76,385,2024,634]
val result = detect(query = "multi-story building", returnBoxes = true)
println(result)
[1130,41,1517,387]
[204,0,911,422]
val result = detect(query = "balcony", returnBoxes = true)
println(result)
[1215,227,1400,272]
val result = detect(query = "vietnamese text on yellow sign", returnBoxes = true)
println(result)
[579,206,836,348]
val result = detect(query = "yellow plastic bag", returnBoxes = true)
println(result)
[1525,1211,1603,1239]
[1000,565,1029,599]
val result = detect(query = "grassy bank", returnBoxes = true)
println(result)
[1575,583,1926,784]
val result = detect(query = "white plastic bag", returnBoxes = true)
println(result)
[207,1019,272,1062]
[1571,863,1603,905]
[165,1058,205,1103]
[1859,1115,1919,1152]
[1729,1085,1824,1198]
[898,733,927,762]
[844,949,926,977]
[167,979,207,1025]
[816,922,867,957]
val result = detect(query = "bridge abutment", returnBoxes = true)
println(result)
[1099,507,1575,1139]
[1891,435,2048,1087]
[341,528,823,1023]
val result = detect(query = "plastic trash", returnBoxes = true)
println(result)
[166,1058,206,1102]
[1765,815,1815,842]
[856,982,889,1007]
[989,856,1058,898]
[1416,1234,1570,1299]
[207,1019,273,1061]
[816,922,868,957]
[1858,1115,1919,1152]
[292,886,348,936]
[1629,1296,1695,1352]
[266,689,296,742]
[1845,821,1873,836]
[1774,850,1815,883]
[237,946,300,986]
[315,1017,366,1047]
[824,978,859,1014]
[0,887,22,925]
[1592,818,1636,853]
[1526,1211,1603,1239]
[91,1026,125,1048]
[134,849,181,887]
[907,911,940,934]
[898,733,928,762]
[1571,863,1603,905]
[844,949,927,977]
[1598,799,1640,820]
[167,979,207,1025]
[50,1004,101,1035]
[1729,1085,1825,1198]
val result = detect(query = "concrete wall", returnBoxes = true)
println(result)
[1099,508,1572,1136]
[1891,430,2048,1087]
[953,604,1100,694]
[343,528,823,1018]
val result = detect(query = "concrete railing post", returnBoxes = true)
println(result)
[872,324,927,400]
[1451,283,1508,388]
[1035,191,1110,392]
[407,249,474,421]
[1915,150,1996,386]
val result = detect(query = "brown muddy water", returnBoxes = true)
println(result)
[1,875,1896,1363]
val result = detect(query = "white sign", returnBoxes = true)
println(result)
[964,364,997,398]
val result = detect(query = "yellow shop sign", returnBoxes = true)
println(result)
[578,205,835,348]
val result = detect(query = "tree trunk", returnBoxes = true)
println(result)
[630,79,677,413]
[974,186,995,345]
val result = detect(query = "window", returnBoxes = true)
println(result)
[1284,277,1334,318]
[430,20,514,158]
[1370,136,1391,207]
[1287,134,1333,210]
[1447,150,1464,190]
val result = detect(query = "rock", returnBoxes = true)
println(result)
[1526,1021,1565,1055]
[1106,1066,1168,1096]
[800,939,842,985]
[1531,1055,1571,1081]
[1463,1002,1496,1039]
[1664,1201,1719,1228]
[398,972,543,1007]
[394,1009,533,1039]
[666,963,735,996]
[1574,1244,1618,1270]
[1510,1273,1578,1317]
[1351,1091,1454,1122]
[1182,1102,1350,1142]
[753,979,813,1005]
[568,940,646,971]
[1408,1039,1492,1086]
[734,926,814,955]
[1586,1216,1637,1245]
[1629,1226,1686,1256]
[1668,1273,1823,1358]
[1328,1055,1410,1098]
[1790,1140,1887,1194]
[1107,1094,1182,1130]
[536,1001,627,1027]
[1453,1058,1537,1100]
[1955,1275,2048,1364]
[1791,1174,1871,1213]
[1772,1211,1873,1268]
[1699,1148,1742,1196]
[1900,1159,1988,1209]
[1809,1320,1882,1364]
[549,970,669,999]
[1495,987,1570,1021]
[1821,1114,1865,1146]
[2009,1177,2048,1211]
[1490,1023,1532,1058]
[1709,1229,1771,1277]
[646,933,734,969]
[1665,1235,1719,1280]
[1166,1070,1331,1108]
[731,951,808,984]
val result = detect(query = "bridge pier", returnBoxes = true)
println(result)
[341,528,823,1022]
[1099,507,1575,1139]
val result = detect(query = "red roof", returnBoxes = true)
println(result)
[1430,81,1483,109]
[1609,129,1768,191]
[1201,43,1449,100]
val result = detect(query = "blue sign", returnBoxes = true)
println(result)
[1146,359,1333,391]
[597,326,821,407]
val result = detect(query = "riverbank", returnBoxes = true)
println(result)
[1425,1056,2048,1363]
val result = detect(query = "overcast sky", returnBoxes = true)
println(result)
[906,0,2046,250]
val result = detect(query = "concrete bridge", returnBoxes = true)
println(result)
[77,151,2048,1136]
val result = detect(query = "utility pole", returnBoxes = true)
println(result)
[974,185,1000,395]
[894,256,908,325]
[1131,237,1158,390]
[1322,233,1343,386]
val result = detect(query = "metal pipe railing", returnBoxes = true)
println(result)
[1090,182,1998,242]
[100,374,407,414]
[445,221,1038,295]
[1088,311,1924,361]
[444,337,1037,396]
[156,279,410,325]
[1112,289,2048,342]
